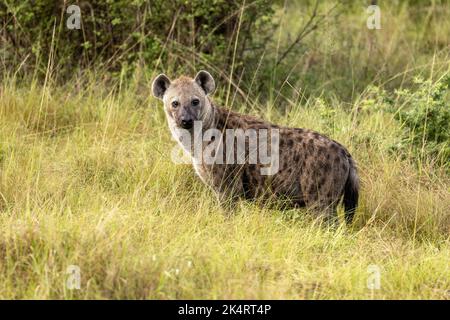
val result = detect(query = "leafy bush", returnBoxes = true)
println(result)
[394,76,450,164]
[357,77,450,167]
[0,0,275,79]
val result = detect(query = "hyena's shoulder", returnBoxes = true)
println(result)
[215,107,274,130]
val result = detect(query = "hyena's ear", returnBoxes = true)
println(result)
[195,70,215,95]
[152,74,171,100]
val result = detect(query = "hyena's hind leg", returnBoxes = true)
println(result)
[319,203,340,228]
[316,181,347,228]
[307,197,340,228]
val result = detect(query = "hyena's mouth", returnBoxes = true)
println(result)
[179,119,194,129]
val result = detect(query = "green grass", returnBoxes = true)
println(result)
[0,76,448,299]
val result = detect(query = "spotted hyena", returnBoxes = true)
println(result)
[152,70,359,224]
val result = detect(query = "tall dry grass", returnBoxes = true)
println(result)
[0,72,448,298]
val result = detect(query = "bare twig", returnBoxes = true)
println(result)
[275,1,341,67]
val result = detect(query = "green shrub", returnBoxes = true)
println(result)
[358,77,450,168]
[394,76,450,165]
[0,0,275,79]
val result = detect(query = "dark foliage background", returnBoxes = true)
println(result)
[0,0,275,83]
[1,0,449,106]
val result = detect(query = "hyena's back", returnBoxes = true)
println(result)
[202,108,359,223]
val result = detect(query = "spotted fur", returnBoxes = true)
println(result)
[152,71,359,224]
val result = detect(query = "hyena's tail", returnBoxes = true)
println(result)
[343,157,359,225]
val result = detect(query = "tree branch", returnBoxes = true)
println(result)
[275,0,341,67]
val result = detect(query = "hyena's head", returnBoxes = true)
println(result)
[152,70,215,130]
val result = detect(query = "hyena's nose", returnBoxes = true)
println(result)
[180,118,193,129]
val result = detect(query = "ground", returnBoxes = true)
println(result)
[0,80,448,299]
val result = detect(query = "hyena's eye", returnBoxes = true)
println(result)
[191,99,200,106]
[171,101,179,108]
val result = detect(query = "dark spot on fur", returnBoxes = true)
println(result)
[307,140,314,153]
[319,176,326,186]
[330,143,338,151]
[334,156,341,165]
[317,146,326,156]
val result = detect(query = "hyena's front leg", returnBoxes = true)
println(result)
[211,169,245,212]
[214,181,244,212]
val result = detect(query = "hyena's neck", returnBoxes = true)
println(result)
[201,102,218,131]
[208,104,245,132]
[201,103,231,132]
